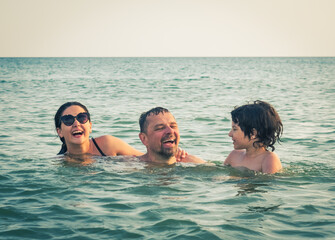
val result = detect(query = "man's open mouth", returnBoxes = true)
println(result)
[162,139,176,146]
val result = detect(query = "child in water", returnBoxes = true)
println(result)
[224,100,283,174]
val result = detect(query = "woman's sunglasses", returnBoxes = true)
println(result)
[60,112,90,126]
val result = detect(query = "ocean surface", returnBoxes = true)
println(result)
[1,57,335,239]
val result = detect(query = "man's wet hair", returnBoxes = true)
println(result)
[139,107,170,133]
[231,100,283,151]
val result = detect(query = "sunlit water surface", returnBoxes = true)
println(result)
[1,57,335,239]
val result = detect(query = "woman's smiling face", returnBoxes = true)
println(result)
[56,105,92,147]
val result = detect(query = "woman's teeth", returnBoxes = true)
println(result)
[72,131,83,136]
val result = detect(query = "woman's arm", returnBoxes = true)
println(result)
[96,135,143,156]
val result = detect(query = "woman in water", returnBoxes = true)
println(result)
[55,101,143,157]
[224,100,283,174]
[55,102,187,163]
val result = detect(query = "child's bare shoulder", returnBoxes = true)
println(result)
[263,151,279,161]
[261,151,282,174]
[224,150,245,165]
[231,149,245,156]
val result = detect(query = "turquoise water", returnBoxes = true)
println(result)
[1,57,335,239]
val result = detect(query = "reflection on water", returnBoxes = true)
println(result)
[236,183,268,196]
[149,175,181,186]
[1,155,335,239]
[248,204,282,213]
[60,153,97,166]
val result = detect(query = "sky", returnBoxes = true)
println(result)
[0,0,334,57]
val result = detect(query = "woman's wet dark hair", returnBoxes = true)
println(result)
[231,100,283,151]
[54,102,90,154]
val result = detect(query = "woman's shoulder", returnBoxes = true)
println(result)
[93,135,142,156]
[95,135,120,142]
[93,135,124,156]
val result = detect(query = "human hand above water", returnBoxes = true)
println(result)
[175,147,188,162]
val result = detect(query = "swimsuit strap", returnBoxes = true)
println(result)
[91,137,106,156]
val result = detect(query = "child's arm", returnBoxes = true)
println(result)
[261,152,282,174]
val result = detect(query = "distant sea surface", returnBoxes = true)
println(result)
[1,57,335,239]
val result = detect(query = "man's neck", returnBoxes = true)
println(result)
[140,152,176,165]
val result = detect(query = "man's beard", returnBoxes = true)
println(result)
[158,145,177,158]
[157,134,178,158]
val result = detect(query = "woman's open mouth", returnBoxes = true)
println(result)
[72,130,84,137]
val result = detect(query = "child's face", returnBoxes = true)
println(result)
[228,122,252,150]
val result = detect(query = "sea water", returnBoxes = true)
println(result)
[0,57,335,239]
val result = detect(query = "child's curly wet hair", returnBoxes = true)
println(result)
[231,100,283,151]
